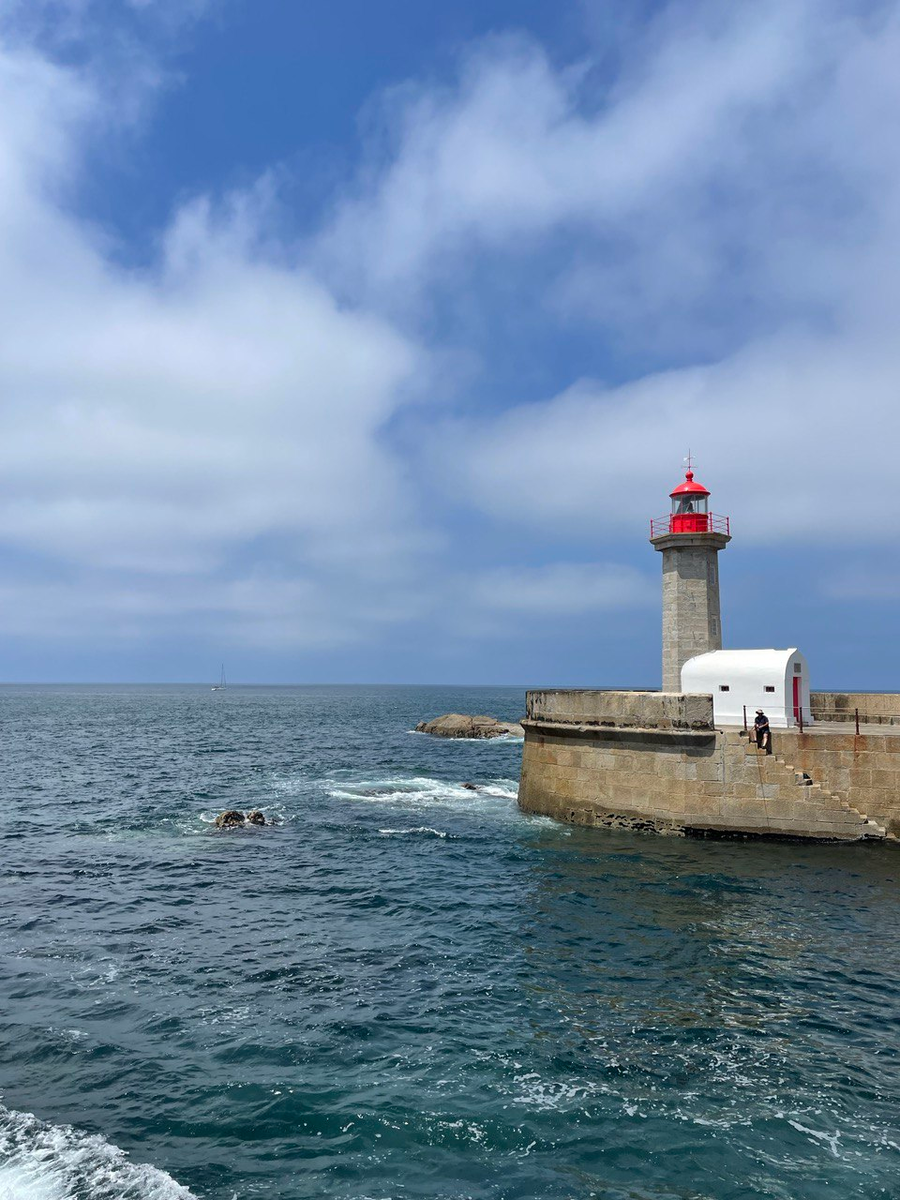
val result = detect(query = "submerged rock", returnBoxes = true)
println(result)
[214,809,269,828]
[415,714,525,739]
[214,810,246,828]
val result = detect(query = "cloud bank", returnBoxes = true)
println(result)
[0,28,432,651]
[320,0,900,547]
[1,0,899,674]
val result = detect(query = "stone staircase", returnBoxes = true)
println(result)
[735,732,887,840]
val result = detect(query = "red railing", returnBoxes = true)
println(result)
[649,513,731,538]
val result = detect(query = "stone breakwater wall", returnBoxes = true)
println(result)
[811,691,900,724]
[519,690,891,841]
[766,728,900,838]
[525,688,713,730]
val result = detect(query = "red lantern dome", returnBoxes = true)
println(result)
[669,469,710,532]
[649,461,731,539]
[670,470,710,500]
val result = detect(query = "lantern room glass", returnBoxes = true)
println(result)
[672,494,708,515]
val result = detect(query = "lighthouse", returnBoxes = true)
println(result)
[650,464,731,692]
[520,462,892,842]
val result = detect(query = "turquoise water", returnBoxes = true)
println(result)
[0,684,898,1199]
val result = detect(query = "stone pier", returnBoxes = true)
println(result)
[519,689,898,841]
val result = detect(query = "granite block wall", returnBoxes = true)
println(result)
[767,728,900,837]
[525,689,714,730]
[519,691,887,842]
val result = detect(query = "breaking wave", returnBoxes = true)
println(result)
[0,1103,196,1200]
[325,775,519,807]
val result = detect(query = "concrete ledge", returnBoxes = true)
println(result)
[649,531,730,551]
[523,719,717,744]
[526,689,714,730]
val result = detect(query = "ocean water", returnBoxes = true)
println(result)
[0,684,898,1200]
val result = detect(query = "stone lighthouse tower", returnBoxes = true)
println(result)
[650,464,731,692]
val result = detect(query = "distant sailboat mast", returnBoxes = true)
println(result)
[211,665,226,691]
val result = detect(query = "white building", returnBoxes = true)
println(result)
[681,648,812,728]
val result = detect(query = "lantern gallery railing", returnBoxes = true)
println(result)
[649,513,731,538]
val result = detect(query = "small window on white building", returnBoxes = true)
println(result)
[794,663,802,673]
[764,686,775,693]
[719,685,730,692]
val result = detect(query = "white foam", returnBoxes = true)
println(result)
[45,1030,87,1044]
[377,827,449,838]
[0,1104,197,1200]
[788,1118,844,1158]
[325,775,519,809]
[0,1162,66,1200]
[509,1071,611,1112]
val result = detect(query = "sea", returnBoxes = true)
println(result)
[0,683,897,1200]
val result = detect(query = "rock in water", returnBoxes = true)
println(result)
[215,810,246,828]
[415,714,525,739]
[246,810,266,826]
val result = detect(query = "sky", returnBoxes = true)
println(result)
[0,0,899,687]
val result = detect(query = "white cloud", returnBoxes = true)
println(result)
[0,569,425,649]
[0,0,217,39]
[3,0,900,666]
[426,328,900,546]
[0,34,434,648]
[319,0,835,310]
[467,563,653,616]
[315,0,900,548]
[0,185,422,571]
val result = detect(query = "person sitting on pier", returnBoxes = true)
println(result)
[754,709,772,755]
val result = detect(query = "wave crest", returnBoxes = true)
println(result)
[0,1103,196,1200]
[325,775,519,807]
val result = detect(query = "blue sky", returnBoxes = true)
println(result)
[0,0,898,686]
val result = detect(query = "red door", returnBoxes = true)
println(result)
[793,676,802,724]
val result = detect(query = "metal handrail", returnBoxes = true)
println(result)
[743,704,874,735]
[740,704,810,723]
[649,513,731,538]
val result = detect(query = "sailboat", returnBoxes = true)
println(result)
[211,665,226,691]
